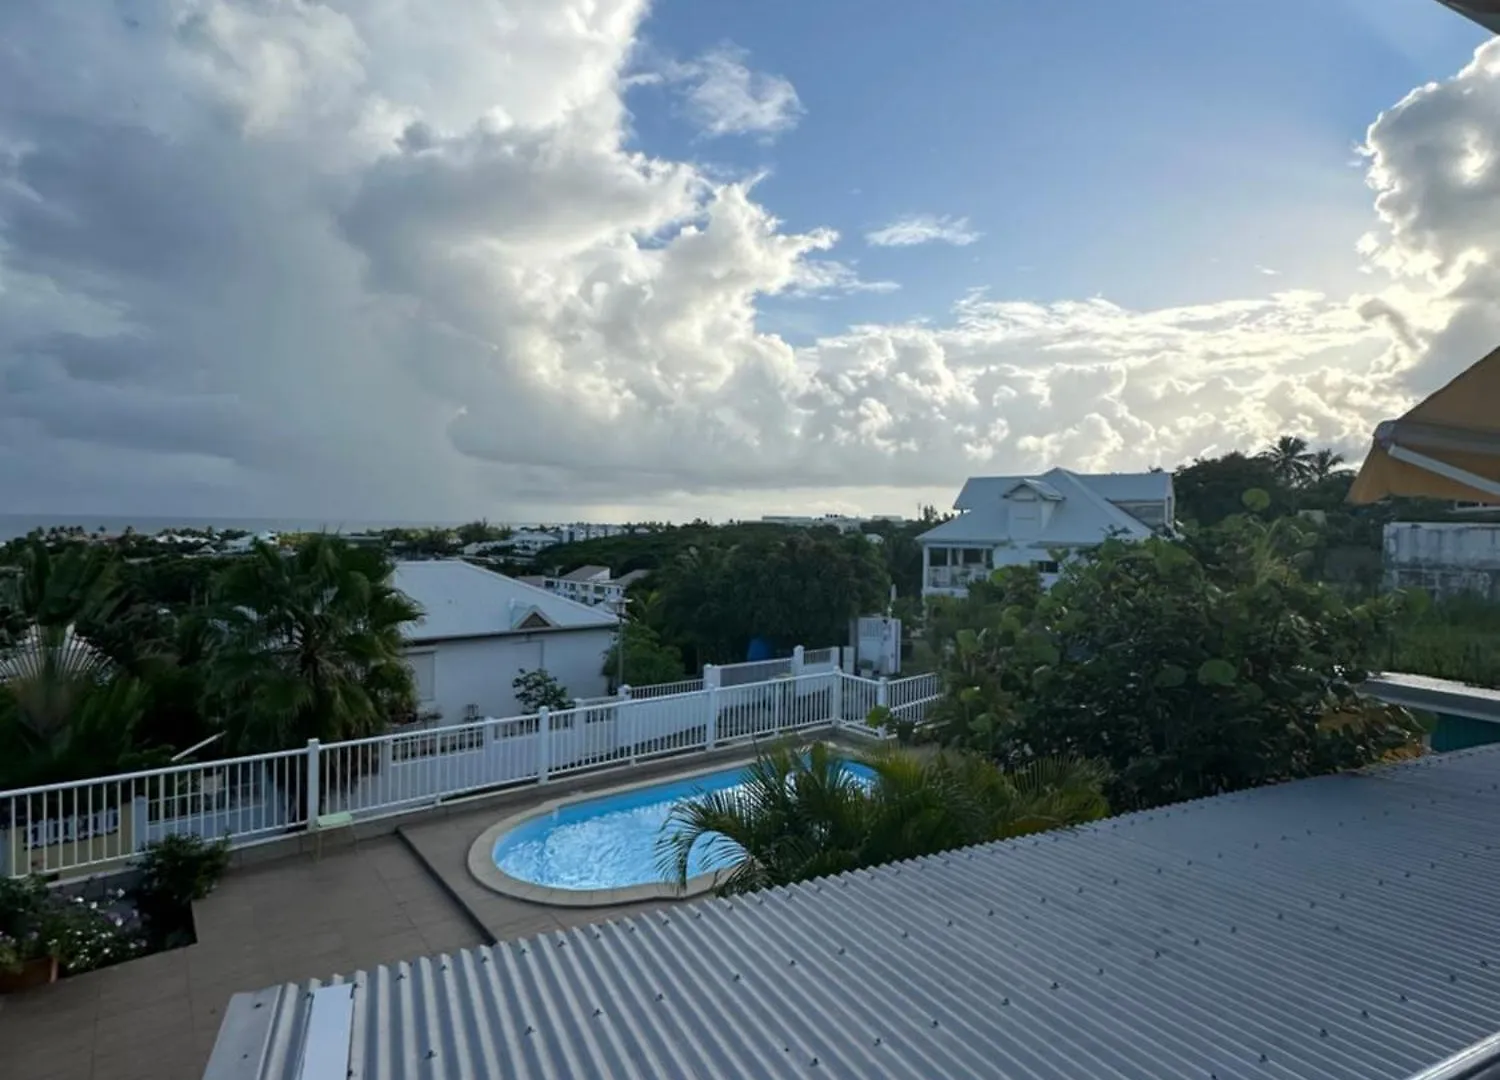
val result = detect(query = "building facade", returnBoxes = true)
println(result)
[917,469,1174,598]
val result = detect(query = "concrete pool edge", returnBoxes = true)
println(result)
[465,754,765,908]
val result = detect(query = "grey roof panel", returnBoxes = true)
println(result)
[210,748,1500,1080]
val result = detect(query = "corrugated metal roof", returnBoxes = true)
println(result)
[393,560,618,641]
[921,469,1156,546]
[207,748,1500,1080]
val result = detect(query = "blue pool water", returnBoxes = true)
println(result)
[493,761,874,891]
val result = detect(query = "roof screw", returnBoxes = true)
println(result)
[593,1008,602,1017]
[525,1026,534,1035]
[1260,1053,1268,1063]
[1077,886,1084,894]
[426,1050,436,1060]
[1231,926,1238,934]
[1319,1028,1327,1038]
[1153,950,1161,959]
[931,1019,940,1028]
[1001,997,1010,1006]
[810,1058,819,1067]
[1193,938,1200,946]
[1399,993,1408,1002]
[1050,981,1060,990]
[901,930,909,938]
[733,973,741,981]
[1097,967,1105,975]
[873,1037,882,1046]
[1451,974,1459,983]
[656,992,664,1001]
[837,947,846,955]
[1360,1009,1369,1019]
[1112,878,1119,886]
[789,959,796,966]
[987,909,995,916]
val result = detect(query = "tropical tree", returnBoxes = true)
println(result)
[204,536,422,752]
[656,742,1109,896]
[1306,447,1347,484]
[924,521,1422,811]
[1260,435,1316,487]
[601,621,687,689]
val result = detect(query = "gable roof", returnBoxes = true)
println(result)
[921,469,1157,546]
[392,560,617,642]
[561,564,612,583]
[211,747,1500,1080]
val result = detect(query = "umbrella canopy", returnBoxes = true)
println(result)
[1349,346,1500,504]
[1438,1,1500,32]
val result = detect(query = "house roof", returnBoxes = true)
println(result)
[561,564,612,583]
[210,748,1500,1080]
[921,469,1158,546]
[392,560,617,641]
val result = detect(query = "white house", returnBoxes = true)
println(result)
[540,565,627,609]
[918,469,1175,597]
[392,560,619,725]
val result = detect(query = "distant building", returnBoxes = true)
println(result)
[392,560,618,724]
[1384,522,1500,601]
[917,469,1174,597]
[542,565,626,609]
[760,514,905,533]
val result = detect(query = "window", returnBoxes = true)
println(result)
[406,651,436,704]
[1033,560,1060,575]
[960,548,988,566]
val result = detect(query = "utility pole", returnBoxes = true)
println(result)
[614,595,630,693]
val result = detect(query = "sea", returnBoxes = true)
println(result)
[0,515,461,542]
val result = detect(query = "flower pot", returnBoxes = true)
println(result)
[0,956,59,994]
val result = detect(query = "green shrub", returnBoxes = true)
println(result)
[135,835,230,947]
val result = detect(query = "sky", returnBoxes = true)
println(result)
[0,1,1498,524]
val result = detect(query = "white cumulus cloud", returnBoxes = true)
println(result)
[0,2,1493,522]
[866,214,982,248]
[663,45,804,141]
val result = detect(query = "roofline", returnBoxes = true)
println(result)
[403,621,616,646]
[1437,1,1500,33]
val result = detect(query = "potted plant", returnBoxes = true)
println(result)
[0,877,57,993]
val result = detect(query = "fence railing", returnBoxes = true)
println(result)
[2,669,906,881]
[627,678,704,700]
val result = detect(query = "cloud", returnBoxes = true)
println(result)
[662,45,803,140]
[0,2,1493,522]
[866,214,982,248]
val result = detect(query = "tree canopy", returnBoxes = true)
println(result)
[922,518,1421,811]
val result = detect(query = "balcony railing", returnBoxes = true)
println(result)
[0,669,945,880]
[925,565,993,589]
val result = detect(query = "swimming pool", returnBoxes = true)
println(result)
[474,758,873,901]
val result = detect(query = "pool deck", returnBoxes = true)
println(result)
[0,743,813,1080]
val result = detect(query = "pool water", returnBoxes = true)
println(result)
[492,761,874,891]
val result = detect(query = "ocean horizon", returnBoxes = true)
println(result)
[0,514,464,542]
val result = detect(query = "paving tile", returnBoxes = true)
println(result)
[6,1039,94,1080]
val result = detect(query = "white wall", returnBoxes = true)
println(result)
[405,628,614,725]
[1384,522,1500,600]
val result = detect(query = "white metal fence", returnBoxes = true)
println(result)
[3,667,914,881]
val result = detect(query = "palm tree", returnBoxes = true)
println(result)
[1260,436,1315,488]
[656,743,1109,896]
[205,535,423,753]
[1306,447,1347,484]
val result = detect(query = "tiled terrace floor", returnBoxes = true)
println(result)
[0,832,660,1080]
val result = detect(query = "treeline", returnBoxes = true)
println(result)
[0,537,419,790]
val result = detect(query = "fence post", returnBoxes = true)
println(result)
[305,739,321,827]
[831,670,844,727]
[537,708,551,784]
[619,684,632,700]
[791,645,805,677]
[877,677,889,709]
[703,665,719,749]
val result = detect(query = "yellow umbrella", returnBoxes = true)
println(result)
[1349,346,1500,504]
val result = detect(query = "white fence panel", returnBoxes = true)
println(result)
[2,749,306,879]
[1,668,892,879]
[628,678,704,700]
[718,657,792,687]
